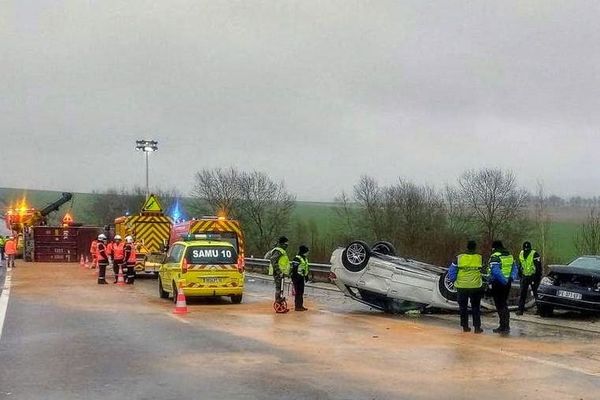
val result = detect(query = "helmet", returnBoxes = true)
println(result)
[125,236,134,243]
[98,234,106,240]
[114,235,122,241]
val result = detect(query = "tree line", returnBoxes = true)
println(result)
[84,167,600,266]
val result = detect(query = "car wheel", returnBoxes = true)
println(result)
[172,281,178,303]
[341,241,371,272]
[438,271,458,302]
[231,295,243,304]
[537,303,554,318]
[158,276,169,299]
[372,241,396,256]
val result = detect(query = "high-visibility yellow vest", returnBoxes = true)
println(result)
[268,247,290,276]
[455,253,483,289]
[296,255,309,277]
[492,252,514,279]
[519,250,536,277]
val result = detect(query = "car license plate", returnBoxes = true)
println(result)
[557,290,582,300]
[204,277,222,284]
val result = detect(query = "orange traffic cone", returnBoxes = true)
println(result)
[80,254,85,267]
[173,282,188,314]
[84,256,90,268]
[116,265,126,286]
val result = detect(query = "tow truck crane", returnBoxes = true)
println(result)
[4,192,73,258]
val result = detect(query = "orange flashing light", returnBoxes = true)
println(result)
[62,212,74,226]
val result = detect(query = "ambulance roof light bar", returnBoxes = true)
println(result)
[182,233,222,241]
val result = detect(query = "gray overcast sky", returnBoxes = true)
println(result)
[1,1,600,201]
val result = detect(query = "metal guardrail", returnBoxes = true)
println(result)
[244,257,332,280]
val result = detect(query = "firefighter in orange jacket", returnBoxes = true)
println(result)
[96,234,109,284]
[89,238,99,269]
[124,236,137,284]
[4,236,17,269]
[107,235,125,283]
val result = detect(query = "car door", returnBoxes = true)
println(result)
[161,244,184,292]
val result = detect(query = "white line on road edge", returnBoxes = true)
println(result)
[472,343,600,378]
[0,269,12,341]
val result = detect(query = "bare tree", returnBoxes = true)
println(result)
[443,185,471,239]
[86,187,183,225]
[457,168,529,249]
[353,176,384,239]
[333,191,360,242]
[237,171,296,253]
[191,168,241,217]
[87,188,145,225]
[574,209,600,255]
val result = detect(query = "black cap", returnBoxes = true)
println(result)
[492,240,504,250]
[278,236,289,245]
[299,245,309,255]
[523,241,532,250]
[467,240,477,251]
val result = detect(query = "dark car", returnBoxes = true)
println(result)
[536,256,600,317]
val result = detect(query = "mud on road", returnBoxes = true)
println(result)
[1,262,599,400]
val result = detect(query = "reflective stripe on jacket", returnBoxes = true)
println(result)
[455,253,482,289]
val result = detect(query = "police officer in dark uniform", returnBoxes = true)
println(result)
[488,240,518,334]
[517,241,543,315]
[291,245,310,312]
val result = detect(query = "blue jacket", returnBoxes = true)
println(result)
[488,255,518,285]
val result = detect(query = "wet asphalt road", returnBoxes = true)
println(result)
[1,262,600,400]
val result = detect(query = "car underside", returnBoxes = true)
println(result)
[330,240,534,314]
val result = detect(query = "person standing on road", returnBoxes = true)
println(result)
[89,237,98,269]
[4,236,16,269]
[123,236,137,285]
[291,245,310,312]
[449,240,484,333]
[97,234,109,284]
[0,235,5,262]
[108,235,125,283]
[517,241,543,315]
[268,236,291,310]
[488,240,518,334]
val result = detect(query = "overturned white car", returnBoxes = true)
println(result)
[330,240,532,313]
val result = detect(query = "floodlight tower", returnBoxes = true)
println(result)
[135,139,159,199]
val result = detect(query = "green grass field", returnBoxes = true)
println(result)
[544,221,579,263]
[0,187,583,263]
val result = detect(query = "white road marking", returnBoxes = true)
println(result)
[472,343,600,378]
[0,269,12,341]
[170,313,191,324]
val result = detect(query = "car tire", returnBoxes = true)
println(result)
[231,295,243,304]
[172,281,178,304]
[158,276,169,299]
[372,241,397,256]
[438,271,458,302]
[537,303,554,318]
[341,241,371,272]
